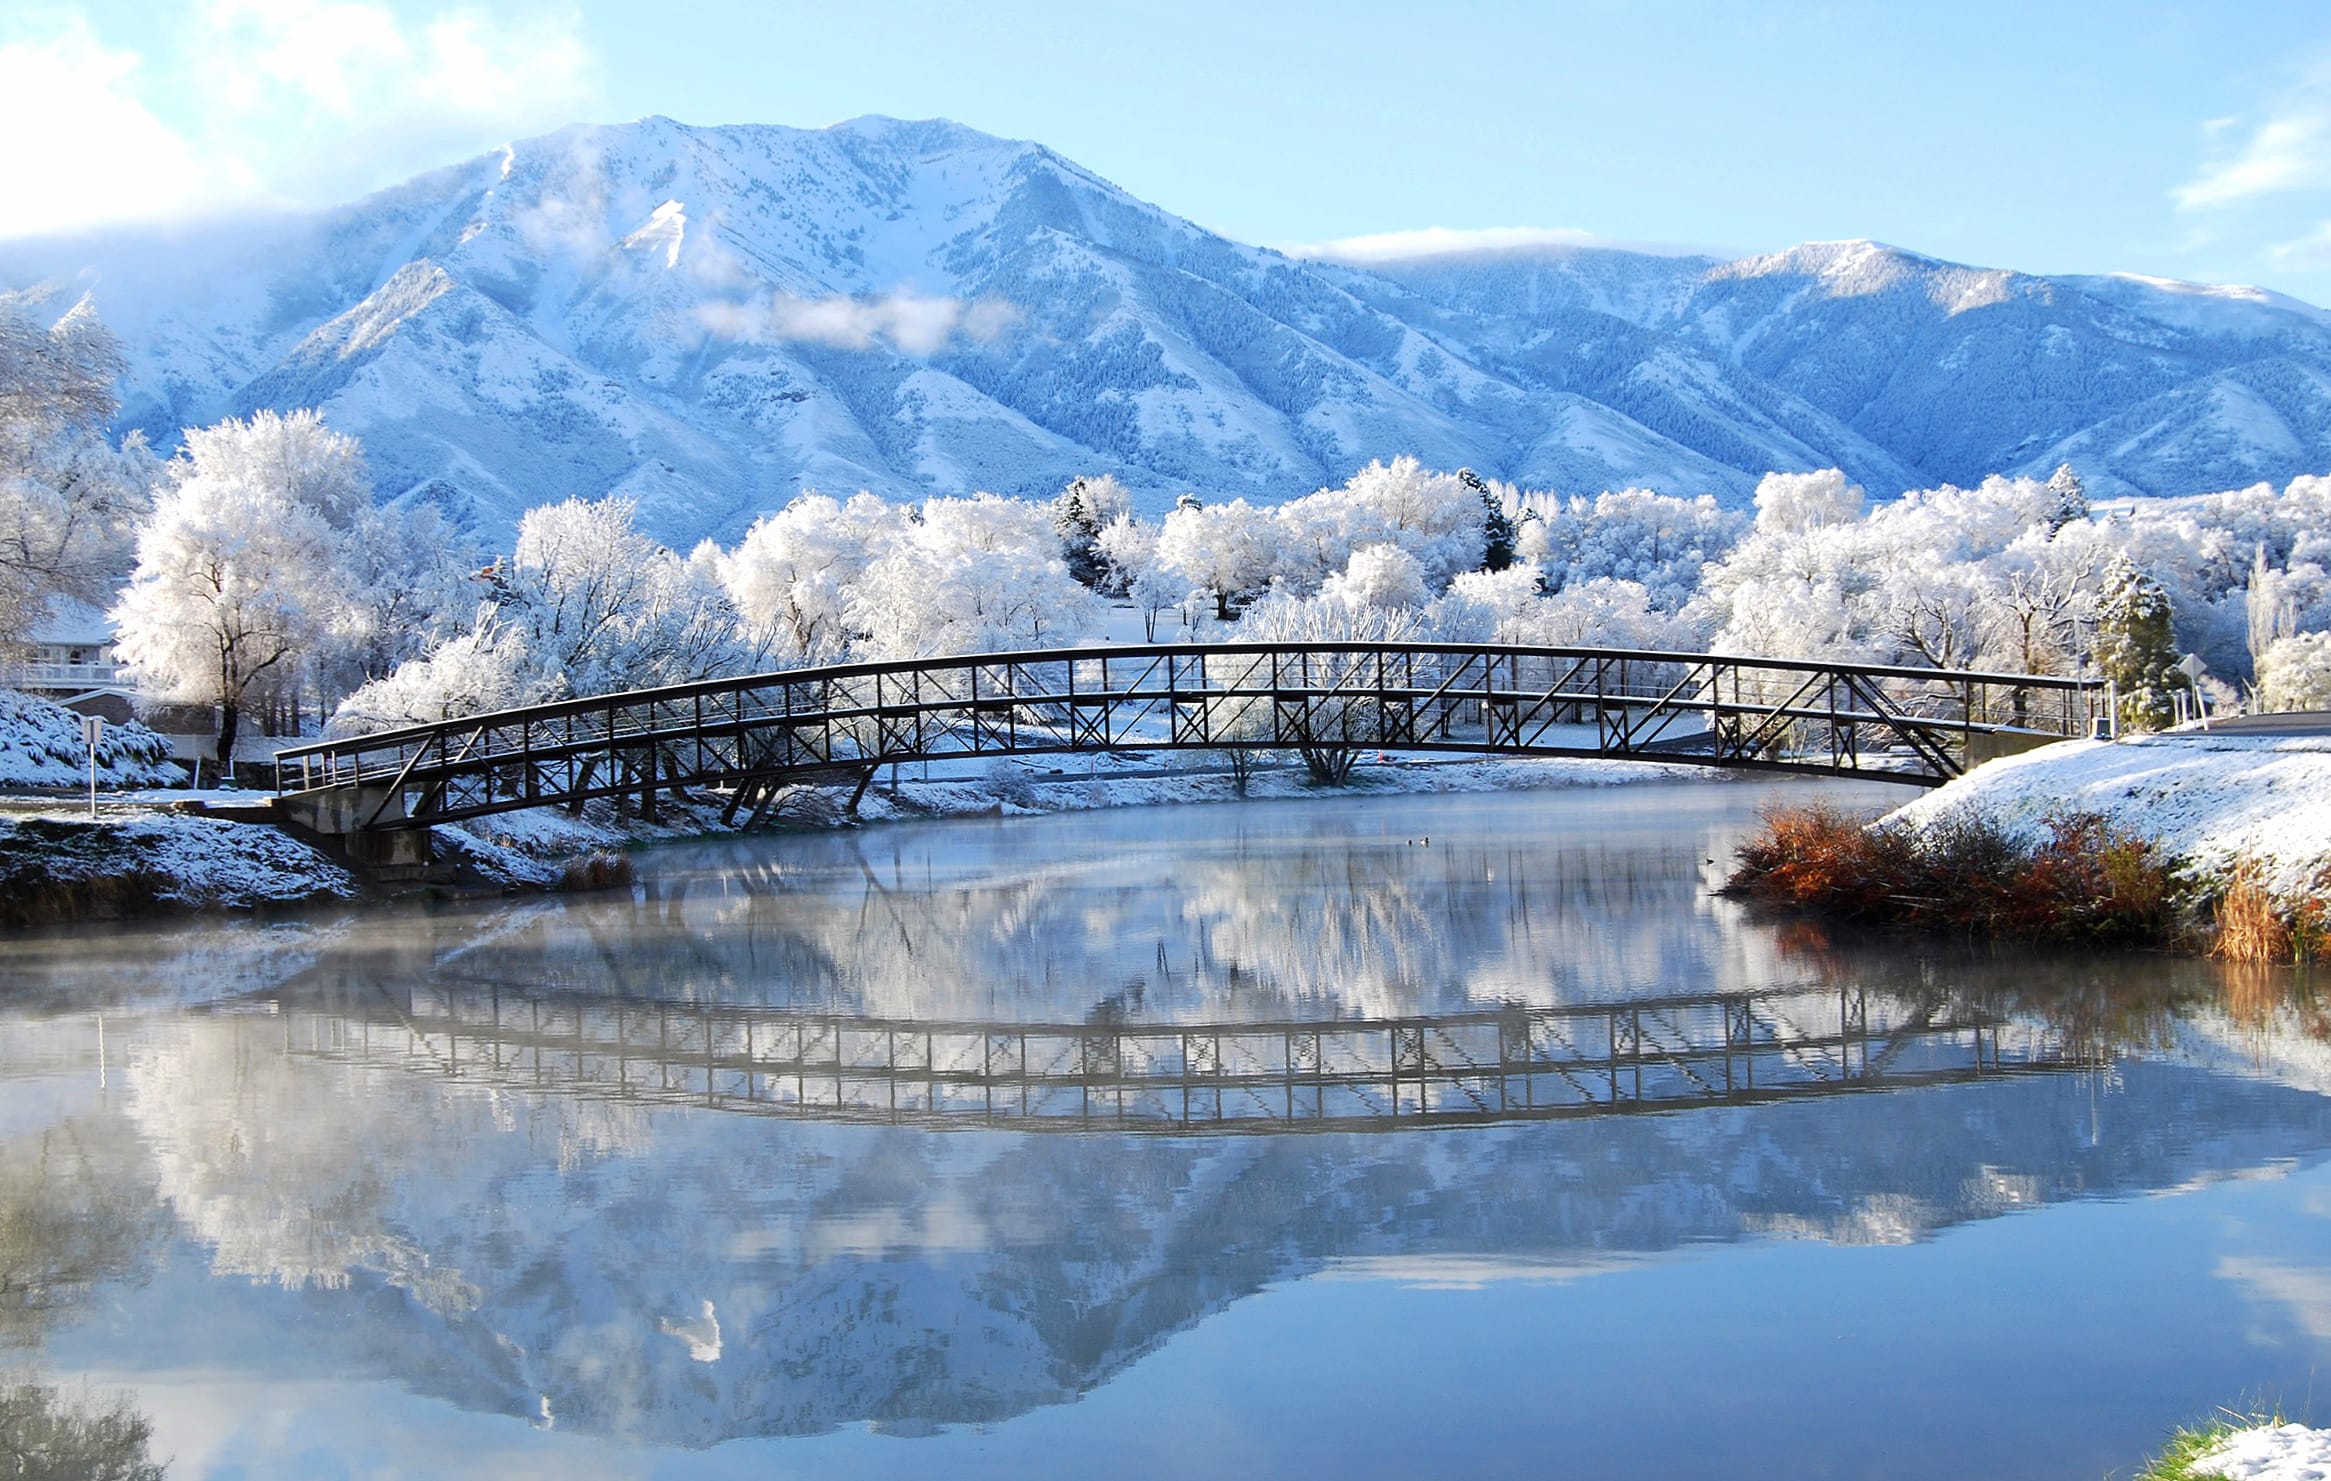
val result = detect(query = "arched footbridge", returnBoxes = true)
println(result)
[273,643,2103,850]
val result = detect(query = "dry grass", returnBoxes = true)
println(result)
[2212,858,2294,965]
[556,851,636,893]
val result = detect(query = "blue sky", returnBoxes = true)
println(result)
[9,1,2331,301]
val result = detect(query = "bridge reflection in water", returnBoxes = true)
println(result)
[270,980,2098,1133]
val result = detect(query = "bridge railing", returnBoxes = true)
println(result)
[274,643,2104,827]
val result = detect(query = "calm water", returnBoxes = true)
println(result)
[1,780,2327,1479]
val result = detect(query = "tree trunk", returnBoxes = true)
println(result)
[213,704,239,778]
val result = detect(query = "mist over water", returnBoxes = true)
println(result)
[1,781,2327,1478]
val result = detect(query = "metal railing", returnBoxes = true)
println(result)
[274,643,2106,831]
[4,658,126,690]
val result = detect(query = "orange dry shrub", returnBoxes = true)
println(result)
[1725,806,2178,946]
[2006,813,2177,944]
[1724,804,1910,920]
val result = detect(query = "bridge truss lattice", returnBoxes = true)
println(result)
[274,643,2104,832]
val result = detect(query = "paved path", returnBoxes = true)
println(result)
[2191,711,2331,737]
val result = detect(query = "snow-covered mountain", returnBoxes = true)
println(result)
[6,114,2331,546]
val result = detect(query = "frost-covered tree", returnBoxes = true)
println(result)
[2093,555,2185,731]
[112,411,364,770]
[1157,497,1278,619]
[0,302,154,643]
[2254,631,2331,713]
[1096,513,1187,639]
[1508,578,1699,651]
[1459,468,1518,572]
[1237,584,1427,784]
[1431,563,1549,642]
[328,619,535,736]
[1320,543,1430,611]
[486,494,750,696]
[719,492,896,665]
[1271,457,1485,595]
[320,500,481,704]
[1751,468,1865,534]
[1513,488,1746,612]
[849,493,1099,657]
[2044,463,2088,535]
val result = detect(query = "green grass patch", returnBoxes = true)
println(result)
[2130,1403,2289,1480]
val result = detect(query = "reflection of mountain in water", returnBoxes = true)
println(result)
[6,789,2327,1447]
[98,1004,2331,1447]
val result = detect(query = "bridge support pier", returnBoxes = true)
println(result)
[275,785,438,881]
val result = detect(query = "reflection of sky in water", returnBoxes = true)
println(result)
[0,781,2328,1477]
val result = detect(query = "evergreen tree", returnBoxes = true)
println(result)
[2093,554,2184,731]
[2044,463,2088,535]
[1460,468,1516,572]
[1050,478,1107,588]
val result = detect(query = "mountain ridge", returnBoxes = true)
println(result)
[5,113,2330,545]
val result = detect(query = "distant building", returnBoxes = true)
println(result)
[5,596,136,724]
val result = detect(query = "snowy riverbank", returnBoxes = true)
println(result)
[2168,1422,2331,1479]
[1886,732,2331,897]
[0,811,355,927]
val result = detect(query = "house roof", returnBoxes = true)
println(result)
[25,595,117,645]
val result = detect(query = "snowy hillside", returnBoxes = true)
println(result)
[6,115,2331,545]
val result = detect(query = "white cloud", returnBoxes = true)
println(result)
[1283,225,1714,264]
[2269,220,2331,267]
[2217,1256,2331,1344]
[0,20,259,236]
[2176,68,2331,213]
[0,2,598,240]
[697,290,1021,357]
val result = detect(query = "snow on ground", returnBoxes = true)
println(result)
[0,689,180,789]
[2190,1424,2331,1479]
[0,811,354,913]
[1884,734,2331,895]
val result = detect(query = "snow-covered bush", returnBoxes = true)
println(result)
[327,622,537,737]
[0,688,178,788]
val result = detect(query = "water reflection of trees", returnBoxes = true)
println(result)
[381,823,1741,1026]
[0,1379,164,1481]
[0,1035,165,1349]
